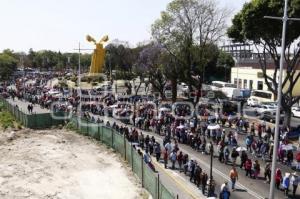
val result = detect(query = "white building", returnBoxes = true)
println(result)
[230,56,300,93]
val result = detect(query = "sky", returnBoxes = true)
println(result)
[0,0,248,53]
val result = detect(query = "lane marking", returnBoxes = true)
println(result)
[152,160,202,199]
[101,117,266,199]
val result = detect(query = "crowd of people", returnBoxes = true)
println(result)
[1,74,300,199]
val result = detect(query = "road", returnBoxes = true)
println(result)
[6,98,49,114]
[4,98,204,199]
[99,115,291,199]
[6,97,300,199]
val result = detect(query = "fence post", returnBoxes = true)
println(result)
[111,128,114,148]
[86,119,89,136]
[157,174,160,199]
[35,113,37,129]
[50,113,53,127]
[141,156,144,188]
[124,135,126,160]
[101,126,104,142]
[76,117,79,129]
[98,124,100,141]
[131,140,133,169]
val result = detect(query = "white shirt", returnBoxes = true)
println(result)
[291,175,299,186]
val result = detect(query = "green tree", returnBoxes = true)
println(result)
[0,52,17,80]
[216,51,235,82]
[227,0,300,126]
[152,0,229,101]
[135,42,168,99]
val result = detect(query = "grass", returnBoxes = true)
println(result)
[0,111,16,129]
[65,121,78,131]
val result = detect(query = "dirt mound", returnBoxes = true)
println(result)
[0,129,145,199]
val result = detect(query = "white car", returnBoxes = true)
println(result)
[255,105,276,115]
[292,107,300,118]
[247,98,259,107]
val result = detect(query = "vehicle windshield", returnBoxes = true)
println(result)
[224,84,237,88]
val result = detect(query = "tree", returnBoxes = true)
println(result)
[0,51,17,80]
[151,0,229,101]
[135,43,168,99]
[227,0,300,126]
[216,51,235,82]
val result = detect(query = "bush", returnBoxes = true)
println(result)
[65,121,77,131]
[91,82,98,86]
[0,111,15,129]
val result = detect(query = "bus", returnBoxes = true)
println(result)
[211,81,238,98]
[249,90,275,104]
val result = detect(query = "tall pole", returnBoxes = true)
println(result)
[209,142,214,197]
[268,0,288,198]
[78,42,82,113]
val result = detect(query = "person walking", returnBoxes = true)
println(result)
[220,181,231,199]
[201,172,208,195]
[240,151,248,169]
[230,148,239,166]
[229,167,238,191]
[169,150,177,170]
[264,163,271,183]
[245,158,252,178]
[282,173,291,197]
[177,151,183,171]
[253,160,260,179]
[290,172,299,198]
[163,148,168,169]
[275,168,282,190]
[154,142,161,162]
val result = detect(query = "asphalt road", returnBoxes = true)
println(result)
[6,98,49,114]
[6,97,300,199]
[99,115,294,199]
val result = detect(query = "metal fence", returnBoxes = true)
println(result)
[0,98,176,199]
[70,116,176,199]
[0,98,66,129]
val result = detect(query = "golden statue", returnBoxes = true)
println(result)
[86,34,109,75]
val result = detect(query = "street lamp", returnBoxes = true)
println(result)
[264,1,300,199]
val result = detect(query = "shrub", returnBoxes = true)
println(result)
[0,111,15,129]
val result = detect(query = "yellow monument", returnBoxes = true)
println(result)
[86,34,109,75]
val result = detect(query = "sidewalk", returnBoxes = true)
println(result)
[98,115,268,199]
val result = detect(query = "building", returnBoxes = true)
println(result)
[222,43,300,94]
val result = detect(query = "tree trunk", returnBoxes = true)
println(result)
[196,80,202,104]
[159,89,165,101]
[171,78,177,103]
[284,108,292,128]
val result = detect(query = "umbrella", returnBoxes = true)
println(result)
[207,124,220,130]
[176,125,185,129]
[282,144,296,151]
[236,146,247,152]
[109,104,118,108]
[159,107,171,112]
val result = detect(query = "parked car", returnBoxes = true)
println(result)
[247,97,259,107]
[292,107,300,118]
[255,104,276,115]
[259,110,284,124]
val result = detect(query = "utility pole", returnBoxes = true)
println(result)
[264,1,300,198]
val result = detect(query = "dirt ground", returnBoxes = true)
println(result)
[0,128,146,199]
